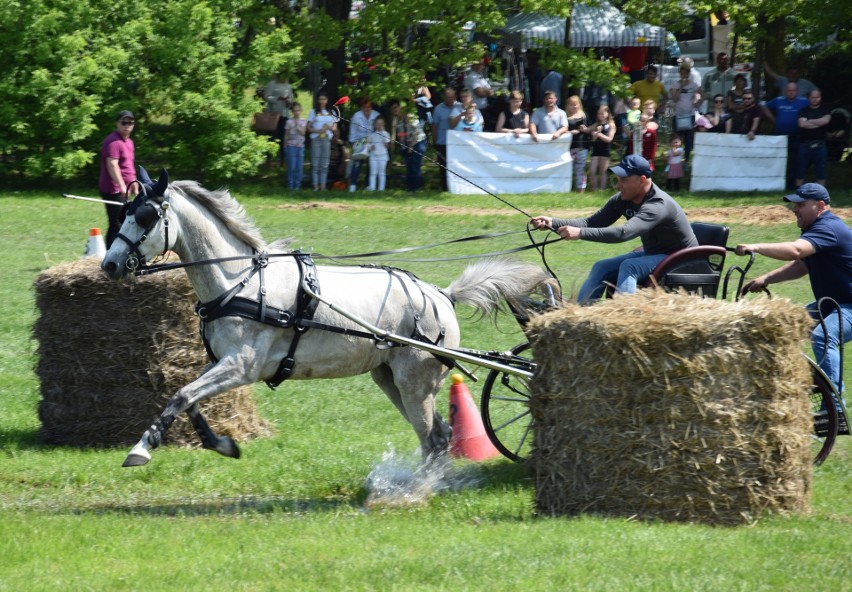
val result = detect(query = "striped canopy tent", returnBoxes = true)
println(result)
[502,13,565,50]
[503,2,665,50]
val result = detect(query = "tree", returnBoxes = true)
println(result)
[312,0,644,107]
[8,0,839,184]
[0,0,302,183]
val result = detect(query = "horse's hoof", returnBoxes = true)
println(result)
[213,436,241,459]
[122,453,150,467]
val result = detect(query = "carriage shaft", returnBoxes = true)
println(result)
[302,284,534,379]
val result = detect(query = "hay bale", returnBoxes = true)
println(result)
[33,258,269,448]
[526,290,814,525]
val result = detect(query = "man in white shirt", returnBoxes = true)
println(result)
[263,74,294,163]
[464,62,494,111]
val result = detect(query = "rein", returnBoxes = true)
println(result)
[131,229,564,276]
[329,99,563,289]
[331,98,536,220]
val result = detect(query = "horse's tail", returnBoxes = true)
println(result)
[444,258,560,321]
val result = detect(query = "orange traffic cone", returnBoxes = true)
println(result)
[448,373,501,461]
[83,228,106,259]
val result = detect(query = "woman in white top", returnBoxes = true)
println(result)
[307,93,336,190]
[366,119,391,191]
[669,58,703,162]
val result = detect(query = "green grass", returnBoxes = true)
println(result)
[1,186,851,591]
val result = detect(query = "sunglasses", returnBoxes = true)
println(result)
[120,120,135,125]
[714,99,724,103]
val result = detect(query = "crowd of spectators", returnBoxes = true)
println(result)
[254,53,836,192]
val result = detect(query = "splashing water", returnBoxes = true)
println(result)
[363,445,486,509]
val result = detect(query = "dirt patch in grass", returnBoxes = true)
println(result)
[686,206,794,226]
[271,201,353,211]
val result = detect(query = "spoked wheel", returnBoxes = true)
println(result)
[806,357,839,465]
[480,342,534,463]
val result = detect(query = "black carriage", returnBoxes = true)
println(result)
[478,222,849,465]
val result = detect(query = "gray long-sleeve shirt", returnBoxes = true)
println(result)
[551,185,697,255]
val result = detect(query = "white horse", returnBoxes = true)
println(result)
[102,169,553,468]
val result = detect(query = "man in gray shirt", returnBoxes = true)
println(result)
[432,87,462,191]
[529,90,569,142]
[532,154,697,302]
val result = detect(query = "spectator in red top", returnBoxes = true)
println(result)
[98,110,138,247]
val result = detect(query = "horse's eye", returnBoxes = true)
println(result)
[135,203,159,228]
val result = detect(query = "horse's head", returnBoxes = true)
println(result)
[102,167,173,279]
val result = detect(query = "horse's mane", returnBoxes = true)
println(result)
[170,180,267,251]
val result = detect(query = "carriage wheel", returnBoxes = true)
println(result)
[480,342,534,463]
[807,358,839,465]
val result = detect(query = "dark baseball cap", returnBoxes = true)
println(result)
[783,183,830,205]
[117,110,135,121]
[610,154,653,178]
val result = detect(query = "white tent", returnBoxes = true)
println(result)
[503,2,665,50]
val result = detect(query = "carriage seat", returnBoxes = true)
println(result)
[645,222,730,297]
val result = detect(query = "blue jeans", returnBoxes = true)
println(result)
[808,301,852,393]
[285,145,304,189]
[349,158,366,189]
[578,250,668,303]
[797,140,827,181]
[405,140,426,191]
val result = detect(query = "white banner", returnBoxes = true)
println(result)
[446,131,574,194]
[690,133,787,192]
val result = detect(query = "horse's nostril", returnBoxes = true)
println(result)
[103,261,117,275]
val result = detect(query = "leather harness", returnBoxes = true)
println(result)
[195,252,453,389]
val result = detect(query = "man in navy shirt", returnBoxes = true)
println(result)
[762,82,809,189]
[796,89,831,187]
[737,184,852,392]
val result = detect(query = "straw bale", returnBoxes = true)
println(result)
[526,290,814,525]
[33,258,269,447]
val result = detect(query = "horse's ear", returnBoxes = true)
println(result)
[138,165,153,185]
[152,168,169,199]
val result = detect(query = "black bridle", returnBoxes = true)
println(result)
[115,169,172,272]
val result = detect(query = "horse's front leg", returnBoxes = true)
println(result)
[186,403,240,459]
[122,354,258,467]
[122,392,187,467]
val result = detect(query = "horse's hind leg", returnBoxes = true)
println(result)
[186,403,240,459]
[371,364,410,422]
[373,358,452,460]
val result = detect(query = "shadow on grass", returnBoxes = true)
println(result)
[0,427,43,450]
[54,458,533,518]
[66,495,355,517]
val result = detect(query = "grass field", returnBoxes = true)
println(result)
[1,181,851,591]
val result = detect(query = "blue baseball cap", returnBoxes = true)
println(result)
[610,154,653,178]
[783,183,830,205]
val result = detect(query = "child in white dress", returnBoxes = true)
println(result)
[367,119,391,191]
